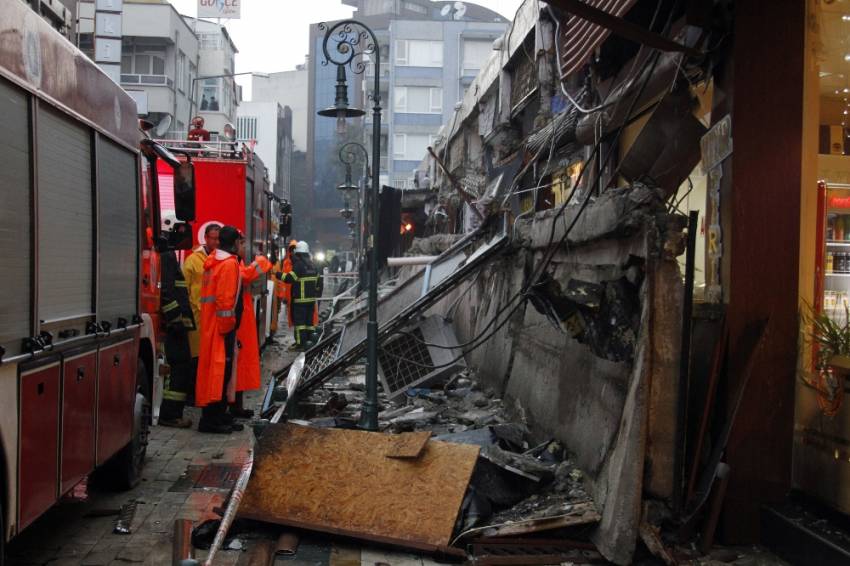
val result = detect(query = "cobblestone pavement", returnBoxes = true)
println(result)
[6,328,450,566]
[6,335,291,566]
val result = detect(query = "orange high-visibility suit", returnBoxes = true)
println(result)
[195,250,241,407]
[235,255,272,392]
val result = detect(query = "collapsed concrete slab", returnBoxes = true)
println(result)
[427,184,684,564]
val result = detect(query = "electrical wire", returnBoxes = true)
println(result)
[387,0,677,368]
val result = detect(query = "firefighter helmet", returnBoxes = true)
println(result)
[294,241,310,254]
[161,212,178,232]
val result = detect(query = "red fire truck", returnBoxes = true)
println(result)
[153,140,277,360]
[0,2,196,558]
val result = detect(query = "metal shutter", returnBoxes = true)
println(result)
[37,106,93,324]
[97,137,138,324]
[0,79,31,352]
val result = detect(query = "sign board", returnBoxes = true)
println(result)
[700,114,732,173]
[700,114,732,304]
[198,0,241,19]
[95,12,121,37]
[94,38,122,63]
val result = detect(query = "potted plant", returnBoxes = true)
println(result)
[805,302,850,372]
[803,302,849,416]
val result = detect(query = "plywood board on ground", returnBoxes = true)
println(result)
[386,431,431,459]
[239,423,479,552]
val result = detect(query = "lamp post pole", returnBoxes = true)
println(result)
[318,20,381,431]
[338,141,369,273]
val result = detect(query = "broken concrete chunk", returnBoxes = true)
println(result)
[389,407,439,426]
[457,409,500,426]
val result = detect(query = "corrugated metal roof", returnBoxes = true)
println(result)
[559,0,639,78]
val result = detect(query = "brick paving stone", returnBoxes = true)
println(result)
[7,342,294,566]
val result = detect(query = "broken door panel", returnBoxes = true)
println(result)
[238,423,479,553]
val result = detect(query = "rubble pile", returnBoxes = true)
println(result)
[290,366,599,547]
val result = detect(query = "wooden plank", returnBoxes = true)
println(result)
[385,432,431,459]
[239,423,479,553]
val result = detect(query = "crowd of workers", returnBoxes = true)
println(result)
[156,218,323,433]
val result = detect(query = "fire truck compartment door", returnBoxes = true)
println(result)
[61,350,97,493]
[19,361,61,531]
[0,78,32,358]
[37,106,93,330]
[97,137,139,327]
[96,339,137,465]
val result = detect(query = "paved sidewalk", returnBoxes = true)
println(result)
[6,337,293,566]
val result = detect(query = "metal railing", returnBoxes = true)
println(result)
[152,138,253,160]
[121,74,174,88]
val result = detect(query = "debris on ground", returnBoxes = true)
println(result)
[238,366,601,563]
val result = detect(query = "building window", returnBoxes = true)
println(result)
[463,39,493,74]
[394,86,442,113]
[201,78,221,111]
[395,40,442,67]
[393,133,438,160]
[122,46,167,76]
[237,116,258,140]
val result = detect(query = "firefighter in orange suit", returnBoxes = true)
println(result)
[183,223,220,403]
[196,226,244,434]
[231,238,272,417]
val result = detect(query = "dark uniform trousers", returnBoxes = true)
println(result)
[283,255,323,348]
[160,251,195,421]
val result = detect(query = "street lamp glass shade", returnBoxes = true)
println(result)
[340,207,354,219]
[337,164,359,193]
[317,65,365,134]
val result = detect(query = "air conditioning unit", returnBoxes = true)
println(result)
[378,315,466,399]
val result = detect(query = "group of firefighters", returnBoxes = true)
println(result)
[156,218,323,433]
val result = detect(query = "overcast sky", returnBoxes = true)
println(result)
[166,0,524,99]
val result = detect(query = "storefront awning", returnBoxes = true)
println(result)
[556,0,639,78]
[552,0,699,79]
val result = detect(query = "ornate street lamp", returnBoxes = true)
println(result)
[318,20,383,431]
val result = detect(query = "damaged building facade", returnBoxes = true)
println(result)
[398,0,825,563]
[262,0,850,564]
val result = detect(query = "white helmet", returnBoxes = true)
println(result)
[161,212,178,232]
[294,241,310,254]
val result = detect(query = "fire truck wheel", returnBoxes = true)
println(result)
[101,358,150,490]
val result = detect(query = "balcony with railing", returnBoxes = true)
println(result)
[121,74,174,88]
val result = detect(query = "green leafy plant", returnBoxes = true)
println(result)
[803,300,850,369]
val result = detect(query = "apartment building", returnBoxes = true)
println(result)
[306,0,508,247]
